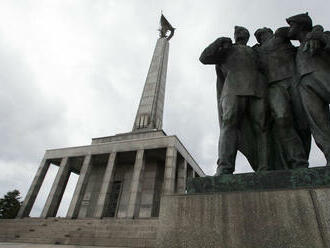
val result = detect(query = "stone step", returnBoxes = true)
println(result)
[0,218,158,248]
[0,232,157,240]
[0,242,120,248]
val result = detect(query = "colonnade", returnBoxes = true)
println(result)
[17,146,196,219]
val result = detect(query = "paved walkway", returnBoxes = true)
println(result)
[0,243,118,248]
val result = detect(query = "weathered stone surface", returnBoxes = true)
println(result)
[91,130,166,144]
[187,166,330,193]
[127,150,145,218]
[94,152,117,218]
[42,135,204,177]
[16,158,50,218]
[0,218,158,248]
[162,147,177,195]
[157,188,329,248]
[132,37,169,131]
[41,157,71,218]
[67,155,92,219]
[313,188,330,247]
[0,243,110,248]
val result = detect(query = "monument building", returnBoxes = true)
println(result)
[0,15,204,248]
[16,15,204,220]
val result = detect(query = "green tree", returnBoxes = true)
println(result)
[0,190,22,219]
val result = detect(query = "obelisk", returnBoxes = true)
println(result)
[132,14,175,131]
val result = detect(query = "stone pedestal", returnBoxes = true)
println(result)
[157,167,330,248]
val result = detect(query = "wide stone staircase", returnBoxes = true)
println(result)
[0,218,159,247]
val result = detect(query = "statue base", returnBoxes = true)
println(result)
[187,166,330,193]
[157,167,330,248]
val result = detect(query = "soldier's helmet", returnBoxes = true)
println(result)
[286,12,313,31]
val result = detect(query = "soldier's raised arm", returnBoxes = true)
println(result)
[199,37,232,64]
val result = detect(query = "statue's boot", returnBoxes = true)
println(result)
[215,167,234,176]
[282,136,309,169]
[215,160,234,175]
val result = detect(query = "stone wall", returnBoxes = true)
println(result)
[157,188,330,248]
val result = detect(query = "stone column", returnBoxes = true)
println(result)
[66,155,92,219]
[187,164,194,179]
[41,157,71,218]
[94,152,117,218]
[176,159,187,194]
[162,147,177,195]
[17,157,50,218]
[127,149,145,218]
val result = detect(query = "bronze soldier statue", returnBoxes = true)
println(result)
[200,26,268,174]
[287,13,330,166]
[254,27,309,169]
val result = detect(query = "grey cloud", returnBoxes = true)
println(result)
[0,38,68,162]
[0,32,69,209]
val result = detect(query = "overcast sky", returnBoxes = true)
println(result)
[0,0,328,217]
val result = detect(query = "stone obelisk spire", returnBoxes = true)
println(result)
[132,14,175,132]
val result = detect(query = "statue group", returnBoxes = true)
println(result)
[200,13,330,175]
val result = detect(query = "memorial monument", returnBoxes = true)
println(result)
[199,12,329,174]
[157,12,330,248]
[0,14,204,247]
[1,12,330,248]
